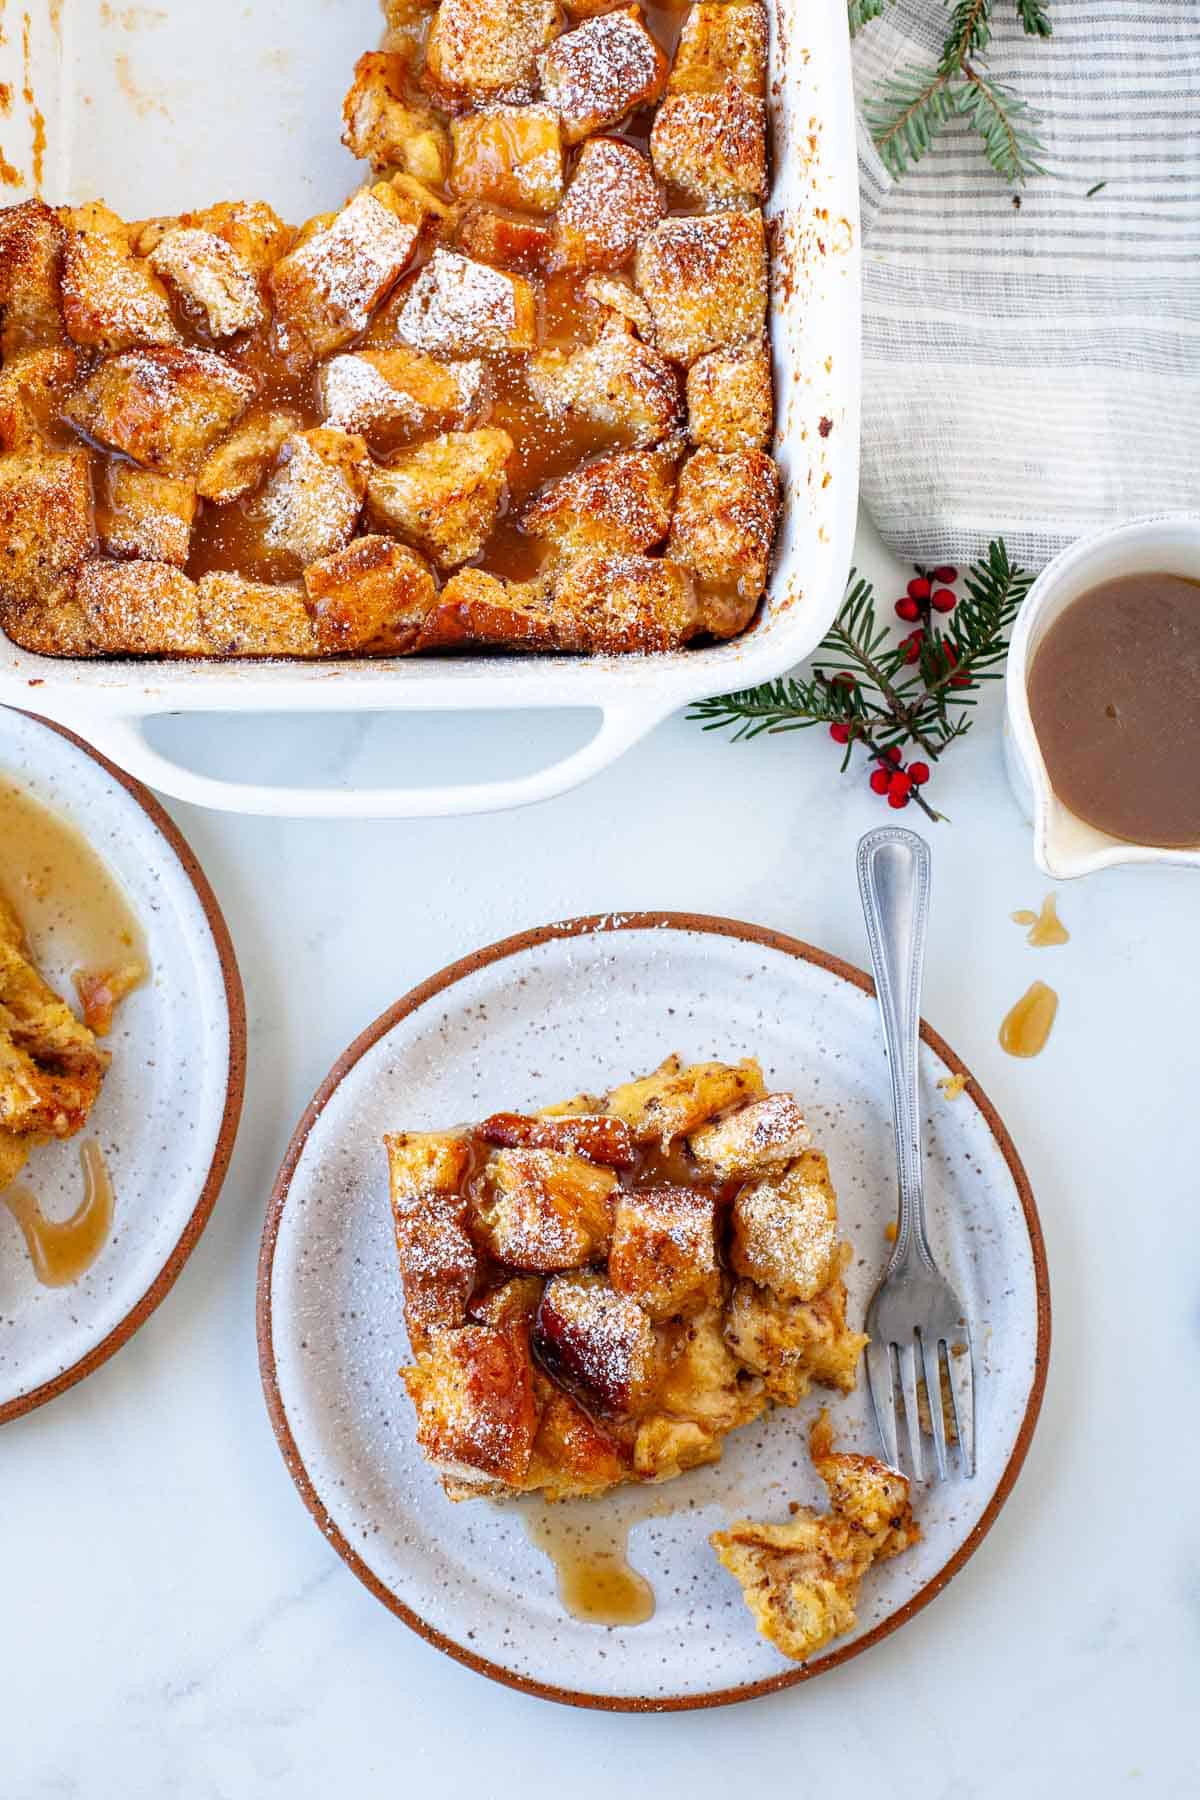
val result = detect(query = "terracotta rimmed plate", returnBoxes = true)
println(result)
[259,913,1049,1711]
[0,709,245,1423]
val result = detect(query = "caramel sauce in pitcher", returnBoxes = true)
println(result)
[1028,573,1200,847]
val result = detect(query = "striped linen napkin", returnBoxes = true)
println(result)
[852,0,1200,567]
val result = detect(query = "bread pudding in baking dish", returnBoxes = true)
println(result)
[386,1056,868,1502]
[0,3,779,661]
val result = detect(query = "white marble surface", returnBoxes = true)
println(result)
[5,511,1198,1796]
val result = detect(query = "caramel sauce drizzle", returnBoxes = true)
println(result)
[521,1498,658,1627]
[4,1140,114,1286]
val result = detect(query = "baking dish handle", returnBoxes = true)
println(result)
[67,700,670,818]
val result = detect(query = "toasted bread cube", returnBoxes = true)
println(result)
[366,426,512,568]
[535,1271,655,1412]
[147,227,265,337]
[396,249,536,354]
[0,445,95,611]
[604,1056,766,1146]
[609,1186,719,1320]
[385,172,461,239]
[255,428,369,566]
[689,1093,811,1177]
[668,446,778,600]
[650,79,766,204]
[725,1264,867,1403]
[63,347,255,477]
[392,1189,478,1349]
[450,105,563,213]
[551,138,663,272]
[0,346,79,450]
[526,333,681,446]
[669,1,768,96]
[425,0,559,104]
[686,343,771,452]
[72,558,206,655]
[196,572,318,657]
[476,1146,618,1270]
[97,465,196,567]
[809,1410,919,1557]
[471,1275,545,1328]
[414,567,557,651]
[184,200,292,273]
[454,206,551,272]
[538,9,668,145]
[403,1320,539,1488]
[386,1128,473,1202]
[522,446,675,556]
[60,229,181,352]
[270,191,418,356]
[547,551,698,652]
[342,51,451,181]
[196,410,297,503]
[731,1150,840,1302]
[319,347,488,439]
[581,273,655,338]
[478,1111,636,1166]
[303,534,436,653]
[0,200,67,352]
[528,1371,626,1499]
[634,209,766,363]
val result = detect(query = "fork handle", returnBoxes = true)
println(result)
[857,827,934,1267]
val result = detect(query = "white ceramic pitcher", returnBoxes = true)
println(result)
[1005,514,1200,879]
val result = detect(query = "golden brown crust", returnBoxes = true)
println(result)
[521,445,676,558]
[62,347,256,477]
[538,8,668,144]
[634,210,768,365]
[303,533,437,652]
[668,446,780,601]
[551,138,663,273]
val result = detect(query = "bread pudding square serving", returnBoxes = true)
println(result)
[385,1057,869,1503]
[0,0,782,663]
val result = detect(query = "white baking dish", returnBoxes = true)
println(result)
[0,0,860,818]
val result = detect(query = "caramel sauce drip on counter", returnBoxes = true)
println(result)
[1011,895,1069,947]
[999,981,1059,1059]
[4,1140,114,1287]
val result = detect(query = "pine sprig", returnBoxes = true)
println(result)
[689,539,1031,820]
[848,0,888,30]
[851,0,1052,184]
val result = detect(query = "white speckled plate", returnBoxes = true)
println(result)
[0,709,245,1422]
[260,915,1049,1711]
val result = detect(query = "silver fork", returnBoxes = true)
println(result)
[856,826,976,1482]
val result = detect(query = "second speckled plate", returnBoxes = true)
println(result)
[258,914,1048,1711]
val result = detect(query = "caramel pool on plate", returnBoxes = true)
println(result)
[1027,571,1200,847]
